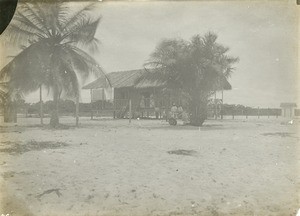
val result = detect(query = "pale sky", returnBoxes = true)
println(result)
[1,0,299,108]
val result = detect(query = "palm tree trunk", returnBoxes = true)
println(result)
[221,90,223,120]
[4,103,14,123]
[3,99,16,123]
[13,105,17,123]
[39,85,44,125]
[75,94,79,127]
[189,94,207,126]
[190,106,206,126]
[50,87,59,127]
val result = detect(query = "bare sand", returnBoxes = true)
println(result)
[0,116,299,216]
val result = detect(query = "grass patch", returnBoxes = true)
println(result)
[167,149,197,156]
[261,132,295,138]
[0,140,69,155]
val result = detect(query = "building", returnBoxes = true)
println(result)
[280,103,297,118]
[82,68,231,118]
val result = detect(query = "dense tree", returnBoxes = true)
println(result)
[145,32,239,126]
[0,2,103,127]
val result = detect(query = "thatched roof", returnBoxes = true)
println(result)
[82,68,232,91]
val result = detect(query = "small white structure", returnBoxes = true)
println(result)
[280,103,297,118]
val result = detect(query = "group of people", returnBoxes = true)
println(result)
[169,103,189,124]
[140,100,189,124]
[170,103,183,118]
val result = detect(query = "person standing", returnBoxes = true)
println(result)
[170,103,178,119]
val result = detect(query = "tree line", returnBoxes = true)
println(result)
[208,104,282,117]
[5,99,289,118]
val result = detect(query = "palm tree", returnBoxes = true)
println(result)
[0,2,103,127]
[145,32,238,126]
[187,32,239,125]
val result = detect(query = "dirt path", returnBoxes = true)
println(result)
[0,117,299,216]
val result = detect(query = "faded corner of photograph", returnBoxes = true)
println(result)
[0,0,299,216]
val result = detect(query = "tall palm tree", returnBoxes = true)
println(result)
[145,32,238,126]
[187,32,238,125]
[0,2,103,127]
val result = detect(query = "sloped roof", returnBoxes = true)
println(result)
[82,76,109,89]
[83,68,232,91]
[135,70,231,90]
[280,103,297,108]
[134,69,167,89]
[214,76,232,91]
[83,69,145,89]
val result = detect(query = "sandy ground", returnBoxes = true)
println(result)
[0,116,299,216]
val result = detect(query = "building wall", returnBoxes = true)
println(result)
[91,88,114,101]
[281,107,295,118]
[92,87,168,113]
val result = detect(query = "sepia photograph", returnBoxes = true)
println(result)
[0,0,299,215]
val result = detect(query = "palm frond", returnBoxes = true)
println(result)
[81,37,100,54]
[62,44,103,76]
[143,61,165,69]
[1,2,103,101]
[223,67,236,78]
[14,10,49,36]
[29,3,57,36]
[60,67,80,98]
[47,50,80,98]
[50,3,64,33]
[59,3,96,33]
[62,17,101,52]
[3,23,41,46]
[58,48,89,81]
[21,3,51,35]
[0,41,53,94]
[41,3,65,36]
[203,32,218,45]
[225,56,239,65]
[60,45,113,88]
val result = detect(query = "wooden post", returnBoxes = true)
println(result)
[13,102,17,123]
[75,94,79,127]
[268,108,270,118]
[25,104,28,118]
[39,85,43,125]
[129,99,132,123]
[102,88,105,110]
[214,91,217,119]
[221,90,223,120]
[257,106,260,119]
[113,97,116,119]
[90,89,93,120]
